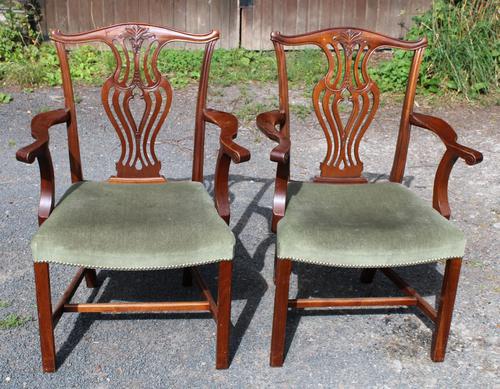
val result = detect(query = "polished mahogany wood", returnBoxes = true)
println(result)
[270,258,292,367]
[215,261,233,369]
[288,296,417,308]
[33,263,56,373]
[17,23,250,372]
[63,301,211,313]
[431,258,462,361]
[260,27,482,366]
[268,28,427,183]
[409,112,483,218]
[52,24,219,180]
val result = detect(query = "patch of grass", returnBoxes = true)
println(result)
[0,92,12,103]
[290,103,312,119]
[236,101,275,123]
[0,1,496,99]
[8,139,16,147]
[0,300,10,308]
[36,105,52,114]
[0,313,31,330]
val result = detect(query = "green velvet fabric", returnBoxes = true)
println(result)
[277,182,465,267]
[32,181,235,270]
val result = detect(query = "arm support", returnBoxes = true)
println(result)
[256,110,290,232]
[203,108,251,223]
[256,110,290,163]
[16,109,70,225]
[410,112,483,218]
[16,109,70,163]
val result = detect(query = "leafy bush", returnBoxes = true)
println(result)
[370,0,499,97]
[0,1,41,61]
[0,0,497,99]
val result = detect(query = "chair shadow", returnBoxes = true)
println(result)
[56,174,274,368]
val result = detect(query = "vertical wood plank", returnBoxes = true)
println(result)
[139,0,150,24]
[90,0,104,29]
[44,0,431,47]
[284,0,297,35]
[43,0,56,34]
[307,0,320,32]
[296,0,307,34]
[228,0,239,49]
[330,0,343,28]
[272,0,283,36]
[253,0,262,50]
[261,0,273,49]
[102,0,114,25]
[149,0,163,26]
[210,0,222,47]
[318,0,331,29]
[365,0,379,31]
[354,0,368,28]
[241,2,253,49]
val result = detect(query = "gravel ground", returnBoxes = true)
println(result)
[0,84,498,388]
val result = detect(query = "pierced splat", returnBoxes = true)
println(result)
[312,30,379,182]
[51,24,219,182]
[271,28,427,183]
[102,25,171,180]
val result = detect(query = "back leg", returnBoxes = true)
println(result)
[84,269,98,288]
[360,268,377,284]
[182,267,193,287]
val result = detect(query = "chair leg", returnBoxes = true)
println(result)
[182,267,193,287]
[273,256,278,285]
[216,261,232,369]
[84,268,98,288]
[270,258,292,367]
[431,258,462,362]
[33,262,56,373]
[360,268,377,284]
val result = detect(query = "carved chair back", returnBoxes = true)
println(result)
[51,23,219,183]
[271,28,427,183]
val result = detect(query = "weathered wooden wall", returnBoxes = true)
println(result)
[41,0,431,50]
[241,0,432,49]
[42,0,240,49]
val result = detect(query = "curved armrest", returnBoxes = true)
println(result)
[16,109,70,225]
[256,110,290,232]
[256,110,290,163]
[203,108,250,223]
[410,112,482,165]
[16,109,70,164]
[203,108,250,163]
[410,112,483,219]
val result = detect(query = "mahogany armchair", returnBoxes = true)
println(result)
[256,28,482,367]
[16,24,249,372]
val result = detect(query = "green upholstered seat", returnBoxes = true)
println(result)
[277,182,465,267]
[31,181,235,270]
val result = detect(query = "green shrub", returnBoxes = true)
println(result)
[0,0,497,98]
[370,0,499,97]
